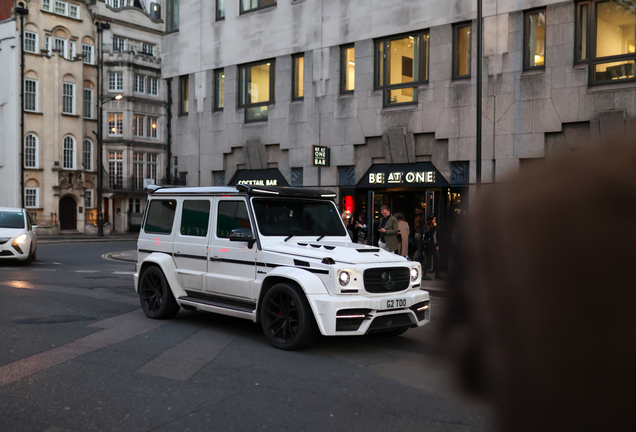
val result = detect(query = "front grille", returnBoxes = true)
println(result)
[363,267,410,293]
[0,250,15,256]
[368,313,413,332]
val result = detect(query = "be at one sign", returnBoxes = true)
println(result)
[312,146,330,167]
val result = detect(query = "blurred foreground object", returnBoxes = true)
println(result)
[446,135,636,431]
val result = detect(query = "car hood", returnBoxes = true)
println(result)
[0,228,26,240]
[262,241,408,264]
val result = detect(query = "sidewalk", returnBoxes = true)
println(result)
[110,249,447,295]
[38,233,138,245]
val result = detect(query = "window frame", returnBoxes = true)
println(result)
[85,189,94,209]
[82,43,94,65]
[62,135,76,170]
[54,1,67,16]
[108,72,123,92]
[133,114,146,138]
[24,79,38,112]
[292,53,304,101]
[523,8,547,71]
[134,74,146,94]
[83,138,93,171]
[69,3,79,19]
[83,88,93,119]
[113,35,126,52]
[54,37,67,58]
[148,77,159,96]
[69,40,76,59]
[340,44,355,95]
[43,0,52,12]
[452,22,472,80]
[216,0,225,21]
[62,82,75,115]
[577,0,636,86]
[374,30,430,107]
[25,188,39,209]
[24,31,38,53]
[179,74,189,117]
[213,69,224,112]
[239,0,276,16]
[108,113,124,136]
[25,133,39,169]
[166,0,180,33]
[238,59,276,123]
[148,117,159,139]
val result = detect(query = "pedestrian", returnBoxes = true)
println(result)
[342,211,354,241]
[377,205,399,253]
[394,212,410,258]
[413,207,425,261]
[422,215,439,280]
[354,214,368,245]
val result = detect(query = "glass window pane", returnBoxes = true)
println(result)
[388,36,418,85]
[144,200,177,234]
[246,106,268,121]
[217,0,225,19]
[579,4,589,60]
[422,33,430,81]
[386,87,417,105]
[180,200,211,237]
[375,41,384,87]
[456,25,471,77]
[343,46,355,91]
[527,11,546,67]
[593,59,635,82]
[293,55,304,99]
[248,63,271,103]
[596,1,636,58]
[215,70,225,109]
[217,201,251,238]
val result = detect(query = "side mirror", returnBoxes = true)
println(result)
[230,228,256,248]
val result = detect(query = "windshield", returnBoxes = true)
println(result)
[252,199,347,237]
[0,211,25,229]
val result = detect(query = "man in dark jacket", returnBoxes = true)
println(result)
[378,205,399,253]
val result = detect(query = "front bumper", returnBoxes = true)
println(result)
[307,289,431,336]
[0,238,31,260]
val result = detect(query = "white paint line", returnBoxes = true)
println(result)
[136,326,242,381]
[112,271,135,275]
[52,262,63,265]
[73,270,102,273]
[29,269,57,272]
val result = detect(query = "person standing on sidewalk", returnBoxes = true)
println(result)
[395,212,410,258]
[422,215,439,280]
[377,205,399,253]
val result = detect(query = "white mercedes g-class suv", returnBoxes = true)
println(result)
[135,185,430,350]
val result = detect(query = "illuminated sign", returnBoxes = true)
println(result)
[313,146,330,167]
[369,171,436,184]
[229,169,289,187]
[358,163,449,188]
[237,179,279,186]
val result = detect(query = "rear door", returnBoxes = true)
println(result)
[206,197,256,301]
[173,198,212,293]
[139,198,178,257]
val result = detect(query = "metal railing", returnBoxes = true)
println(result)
[103,43,160,58]
[103,174,157,192]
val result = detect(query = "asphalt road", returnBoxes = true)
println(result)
[0,241,492,432]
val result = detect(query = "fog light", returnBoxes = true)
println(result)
[338,271,351,286]
[410,267,419,282]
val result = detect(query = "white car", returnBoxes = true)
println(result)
[0,207,38,265]
[135,185,430,350]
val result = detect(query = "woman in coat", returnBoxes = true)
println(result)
[394,212,410,257]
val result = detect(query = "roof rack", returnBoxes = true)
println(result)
[146,185,163,194]
[236,185,337,199]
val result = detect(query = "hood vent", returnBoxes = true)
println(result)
[321,257,336,265]
[294,259,310,267]
[324,246,335,250]
[297,243,308,246]
[310,244,321,248]
[357,248,380,253]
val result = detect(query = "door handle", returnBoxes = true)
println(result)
[211,255,219,261]
[174,251,182,256]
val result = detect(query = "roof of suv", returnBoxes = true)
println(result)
[149,185,337,199]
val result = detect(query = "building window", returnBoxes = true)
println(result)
[83,138,93,171]
[216,0,225,20]
[43,0,51,12]
[341,44,355,94]
[134,74,145,94]
[213,170,226,186]
[63,136,75,169]
[85,189,94,209]
[148,77,159,96]
[108,152,123,189]
[142,43,154,56]
[291,167,303,187]
[55,1,67,15]
[107,0,122,8]
[292,53,304,100]
[46,36,51,56]
[166,0,180,33]
[129,198,141,213]
[240,0,276,15]
[82,44,94,64]
[524,9,546,70]
[179,74,189,116]
[450,161,470,185]
[24,31,37,53]
[213,69,224,111]
[133,153,144,189]
[69,4,79,18]
[113,35,125,52]
[24,79,38,112]
[54,37,67,58]
[62,82,75,114]
[578,0,636,84]
[25,134,38,168]
[109,72,123,92]
[148,117,158,138]
[69,40,76,59]
[25,188,39,209]
[108,113,123,136]
[453,23,472,79]
[238,59,275,122]
[375,31,429,106]
[339,166,356,186]
[83,88,93,119]
[147,154,158,183]
[133,114,145,137]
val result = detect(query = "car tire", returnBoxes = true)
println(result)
[23,247,33,266]
[379,325,410,337]
[139,266,180,319]
[32,248,36,262]
[260,283,318,350]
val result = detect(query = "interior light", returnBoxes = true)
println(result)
[266,63,270,66]
[152,123,157,129]
[348,61,355,65]
[111,127,116,132]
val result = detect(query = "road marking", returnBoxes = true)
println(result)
[0,310,168,388]
[73,270,102,273]
[112,271,135,275]
[137,326,242,381]
[29,269,57,272]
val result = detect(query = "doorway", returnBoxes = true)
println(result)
[59,196,77,230]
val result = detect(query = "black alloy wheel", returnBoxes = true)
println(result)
[261,283,317,350]
[139,266,180,319]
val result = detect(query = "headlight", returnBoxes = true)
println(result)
[410,267,419,282]
[15,234,27,244]
[338,271,351,286]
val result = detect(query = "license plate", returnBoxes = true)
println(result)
[381,298,409,310]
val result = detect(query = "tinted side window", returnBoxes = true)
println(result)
[144,199,177,234]
[217,201,251,238]
[180,200,210,237]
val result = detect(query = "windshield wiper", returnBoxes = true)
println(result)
[316,231,341,242]
[284,230,313,242]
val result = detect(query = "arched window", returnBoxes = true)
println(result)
[25,134,38,168]
[83,138,93,171]
[63,136,75,169]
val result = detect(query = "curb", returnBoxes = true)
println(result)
[39,238,138,245]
